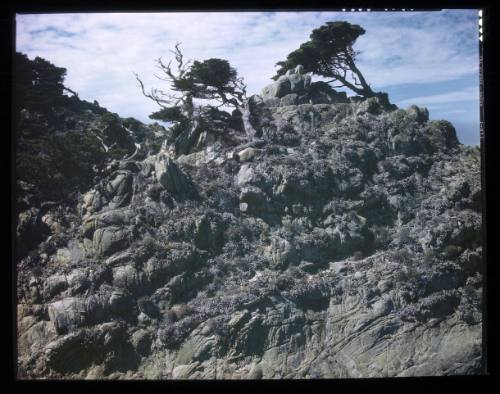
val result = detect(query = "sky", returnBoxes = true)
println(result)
[16,10,480,145]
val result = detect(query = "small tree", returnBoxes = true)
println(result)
[274,21,376,98]
[135,43,195,123]
[135,43,246,127]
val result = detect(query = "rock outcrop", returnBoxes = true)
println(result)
[16,67,483,379]
[260,65,349,107]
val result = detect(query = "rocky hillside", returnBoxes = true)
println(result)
[16,57,483,379]
[14,53,168,259]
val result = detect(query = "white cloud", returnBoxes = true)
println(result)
[397,86,479,107]
[16,11,479,123]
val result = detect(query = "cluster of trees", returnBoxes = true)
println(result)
[138,21,377,144]
[14,53,68,113]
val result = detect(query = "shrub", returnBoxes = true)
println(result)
[353,250,364,260]
[99,112,121,127]
[16,131,107,201]
[391,249,412,265]
[166,303,192,322]
[276,273,294,291]
[444,244,462,259]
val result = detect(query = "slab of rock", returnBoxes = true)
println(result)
[93,226,132,257]
[237,147,258,162]
[236,164,256,186]
[155,154,196,197]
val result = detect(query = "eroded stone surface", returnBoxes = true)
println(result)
[17,87,483,379]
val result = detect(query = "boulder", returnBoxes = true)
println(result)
[261,77,291,102]
[424,120,460,152]
[267,236,298,269]
[236,164,256,186]
[242,95,274,140]
[43,274,68,298]
[44,322,127,373]
[106,171,133,209]
[407,105,429,123]
[261,66,349,107]
[82,209,133,239]
[194,212,225,252]
[48,297,92,334]
[280,94,299,107]
[131,329,152,356]
[112,264,145,294]
[155,155,196,198]
[81,189,107,216]
[47,288,136,335]
[237,147,258,162]
[93,226,132,257]
[260,66,311,104]
[308,81,348,104]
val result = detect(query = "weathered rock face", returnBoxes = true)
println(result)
[154,154,197,198]
[16,79,483,379]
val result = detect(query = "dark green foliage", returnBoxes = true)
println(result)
[198,106,234,135]
[275,41,320,80]
[149,107,189,139]
[14,52,147,207]
[63,95,108,115]
[149,107,186,123]
[185,58,246,108]
[122,117,150,142]
[14,52,67,112]
[137,45,246,139]
[16,131,107,201]
[273,21,375,98]
[99,112,121,126]
[189,59,237,89]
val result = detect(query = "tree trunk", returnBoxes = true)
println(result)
[347,58,376,97]
[240,103,259,142]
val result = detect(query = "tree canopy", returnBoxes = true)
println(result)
[273,21,376,98]
[186,58,246,108]
[135,43,246,125]
[14,52,68,111]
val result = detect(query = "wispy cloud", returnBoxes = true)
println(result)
[438,109,467,116]
[397,86,479,107]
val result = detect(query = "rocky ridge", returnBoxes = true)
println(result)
[16,66,483,379]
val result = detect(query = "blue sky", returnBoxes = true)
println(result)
[16,10,480,145]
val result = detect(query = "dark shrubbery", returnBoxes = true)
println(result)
[16,131,107,202]
[14,52,67,114]
[14,52,147,205]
